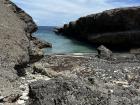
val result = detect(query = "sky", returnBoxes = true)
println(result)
[11,0,140,26]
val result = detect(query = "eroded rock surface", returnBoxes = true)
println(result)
[0,0,50,103]
[1,1,140,105]
[57,6,140,48]
[27,77,108,105]
[27,54,140,105]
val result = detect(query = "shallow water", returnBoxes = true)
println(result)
[34,26,96,54]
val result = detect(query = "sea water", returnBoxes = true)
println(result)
[34,26,96,54]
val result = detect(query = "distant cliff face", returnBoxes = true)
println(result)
[0,0,47,97]
[58,6,140,47]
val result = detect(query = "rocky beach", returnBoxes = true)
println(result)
[0,0,140,105]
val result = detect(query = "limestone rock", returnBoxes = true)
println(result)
[97,45,112,59]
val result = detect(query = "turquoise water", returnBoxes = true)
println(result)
[34,26,96,53]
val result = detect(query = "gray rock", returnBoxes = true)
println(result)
[29,37,52,63]
[17,100,25,105]
[0,0,31,96]
[5,0,38,33]
[27,54,140,105]
[58,6,140,48]
[33,62,49,76]
[27,77,108,105]
[31,36,52,49]
[97,45,112,59]
[29,41,44,63]
[0,0,49,98]
[20,96,29,101]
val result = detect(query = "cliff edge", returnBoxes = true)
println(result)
[58,6,140,48]
[0,0,49,99]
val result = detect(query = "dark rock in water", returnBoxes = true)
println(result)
[29,37,52,63]
[27,77,108,105]
[97,45,112,59]
[53,27,61,34]
[31,36,52,49]
[58,6,140,47]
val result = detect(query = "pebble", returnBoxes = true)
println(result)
[0,96,4,100]
[45,77,51,81]
[27,80,36,83]
[20,77,26,80]
[123,84,129,88]
[22,92,28,97]
[110,89,114,93]
[20,96,29,101]
[113,81,128,86]
[19,85,26,91]
[17,100,25,105]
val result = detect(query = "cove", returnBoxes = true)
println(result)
[34,26,96,54]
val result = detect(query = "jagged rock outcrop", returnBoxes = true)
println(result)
[58,6,140,48]
[27,54,140,105]
[0,0,50,100]
[5,0,37,34]
[27,77,108,105]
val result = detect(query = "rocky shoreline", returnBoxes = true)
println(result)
[25,52,140,105]
[57,6,140,49]
[2,51,139,105]
[0,0,140,105]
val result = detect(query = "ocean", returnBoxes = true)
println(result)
[34,26,96,54]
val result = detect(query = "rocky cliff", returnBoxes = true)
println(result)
[0,0,50,101]
[58,6,140,48]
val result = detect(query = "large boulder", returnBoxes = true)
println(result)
[97,45,112,59]
[27,77,108,105]
[58,6,140,47]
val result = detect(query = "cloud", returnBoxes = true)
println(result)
[11,0,140,26]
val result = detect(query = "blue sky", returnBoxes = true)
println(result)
[11,0,140,26]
